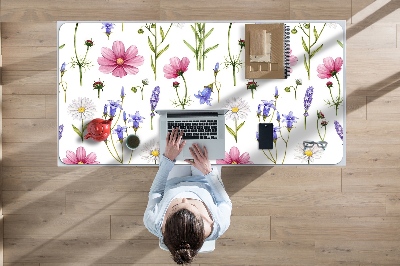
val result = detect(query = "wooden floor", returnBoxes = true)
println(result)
[1,0,400,265]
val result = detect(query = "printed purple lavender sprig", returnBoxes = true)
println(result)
[183,23,219,71]
[138,23,172,80]
[150,86,161,130]
[303,86,314,129]
[59,62,68,103]
[291,23,326,80]
[102,23,115,40]
[334,120,343,142]
[131,79,149,100]
[224,23,244,86]
[70,23,94,86]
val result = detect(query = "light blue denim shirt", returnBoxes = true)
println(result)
[144,155,232,241]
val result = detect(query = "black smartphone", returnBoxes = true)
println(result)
[258,123,273,149]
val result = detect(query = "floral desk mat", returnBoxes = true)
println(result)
[57,21,345,165]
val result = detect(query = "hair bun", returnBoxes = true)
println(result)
[179,242,191,250]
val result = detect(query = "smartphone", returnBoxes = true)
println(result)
[258,123,273,149]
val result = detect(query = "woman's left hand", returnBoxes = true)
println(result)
[164,127,186,161]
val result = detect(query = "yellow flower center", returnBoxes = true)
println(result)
[231,107,239,113]
[78,107,86,113]
[77,161,84,164]
[151,150,159,157]
[116,58,124,65]
[231,161,238,164]
[304,150,313,157]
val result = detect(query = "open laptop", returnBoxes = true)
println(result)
[156,109,228,160]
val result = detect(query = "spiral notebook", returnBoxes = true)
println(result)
[245,23,290,79]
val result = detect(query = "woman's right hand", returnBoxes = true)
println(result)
[184,143,212,175]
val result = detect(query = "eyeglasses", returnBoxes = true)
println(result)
[303,140,328,150]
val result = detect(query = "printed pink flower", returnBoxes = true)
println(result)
[317,57,343,79]
[98,40,144,78]
[289,49,298,73]
[216,146,253,165]
[163,57,190,79]
[62,146,100,164]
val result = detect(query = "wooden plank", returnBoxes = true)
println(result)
[1,22,56,46]
[343,168,400,193]
[316,240,400,264]
[2,70,57,95]
[2,142,57,167]
[111,216,155,240]
[4,263,39,266]
[66,191,148,216]
[346,120,400,145]
[2,95,46,119]
[351,0,400,24]
[231,192,386,217]
[386,194,400,216]
[2,119,56,143]
[346,48,400,97]
[0,0,160,22]
[351,0,376,24]
[160,0,290,20]
[223,166,341,193]
[346,143,400,168]
[41,264,197,266]
[290,0,351,19]
[221,216,270,240]
[272,216,400,241]
[367,96,400,120]
[347,23,396,49]
[4,214,110,240]
[45,95,57,119]
[2,47,57,71]
[2,166,155,192]
[4,238,315,264]
[346,96,366,120]
[2,191,65,215]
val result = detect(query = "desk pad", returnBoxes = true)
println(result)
[57,21,345,165]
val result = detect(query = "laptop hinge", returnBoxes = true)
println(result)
[167,112,218,118]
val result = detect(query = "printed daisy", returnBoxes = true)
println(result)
[141,140,160,164]
[225,97,250,121]
[294,144,324,164]
[67,97,96,120]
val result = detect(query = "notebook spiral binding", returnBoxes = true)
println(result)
[284,24,291,79]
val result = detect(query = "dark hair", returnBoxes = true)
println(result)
[163,208,206,264]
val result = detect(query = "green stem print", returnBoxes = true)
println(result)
[316,110,328,141]
[224,23,244,86]
[172,75,191,109]
[293,23,326,80]
[225,118,245,143]
[143,23,172,80]
[324,76,343,116]
[71,23,93,86]
[183,23,219,71]
[284,79,303,100]
[131,79,149,100]
[72,119,88,143]
[59,63,68,103]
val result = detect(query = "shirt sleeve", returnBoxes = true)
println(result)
[204,167,232,237]
[143,155,175,237]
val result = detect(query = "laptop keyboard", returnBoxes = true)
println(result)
[168,120,218,139]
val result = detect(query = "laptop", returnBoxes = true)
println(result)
[156,109,228,160]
